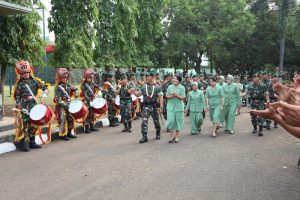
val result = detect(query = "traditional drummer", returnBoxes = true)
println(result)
[80,68,100,133]
[133,71,164,143]
[53,68,79,140]
[103,73,119,127]
[13,60,49,152]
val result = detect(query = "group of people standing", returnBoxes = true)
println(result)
[12,60,279,152]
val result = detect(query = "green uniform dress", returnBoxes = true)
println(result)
[186,90,206,134]
[166,84,186,131]
[205,85,225,124]
[217,78,225,125]
[223,81,241,132]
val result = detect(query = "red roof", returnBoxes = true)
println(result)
[46,44,55,53]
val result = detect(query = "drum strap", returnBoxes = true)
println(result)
[85,83,95,98]
[25,84,37,102]
[58,85,71,99]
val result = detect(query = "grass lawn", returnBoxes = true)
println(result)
[4,85,55,105]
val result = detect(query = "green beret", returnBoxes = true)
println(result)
[120,73,127,80]
[140,72,145,76]
[192,74,197,78]
[105,73,113,78]
[271,73,278,78]
[146,71,155,77]
[130,72,136,77]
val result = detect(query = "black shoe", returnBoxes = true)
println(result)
[298,156,300,169]
[18,138,30,152]
[264,125,271,130]
[167,129,171,132]
[274,123,278,128]
[84,124,90,133]
[109,120,118,127]
[139,136,148,143]
[169,138,175,143]
[29,137,42,149]
[156,130,161,140]
[128,122,132,133]
[60,136,70,141]
[122,123,128,132]
[90,124,99,131]
[67,131,77,139]
[252,125,257,134]
[258,126,263,136]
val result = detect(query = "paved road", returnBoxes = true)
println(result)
[0,109,300,200]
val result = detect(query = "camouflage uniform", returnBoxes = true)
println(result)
[247,82,268,134]
[53,82,78,138]
[14,78,48,142]
[120,84,133,132]
[80,80,100,132]
[161,80,173,120]
[139,83,162,143]
[261,78,272,129]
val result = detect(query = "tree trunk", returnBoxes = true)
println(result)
[0,63,7,120]
[193,53,203,74]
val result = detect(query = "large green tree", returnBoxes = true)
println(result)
[48,0,98,68]
[0,0,45,105]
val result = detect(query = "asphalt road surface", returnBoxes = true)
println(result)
[1,109,300,200]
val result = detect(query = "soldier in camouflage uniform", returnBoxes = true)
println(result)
[80,68,100,133]
[129,72,139,120]
[161,72,173,122]
[243,73,269,136]
[13,60,49,152]
[116,74,134,132]
[103,73,119,127]
[133,72,164,143]
[181,75,192,116]
[53,68,79,140]
[260,71,272,130]
[265,73,279,129]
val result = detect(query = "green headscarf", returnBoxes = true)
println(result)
[226,75,235,84]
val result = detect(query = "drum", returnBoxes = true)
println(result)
[131,94,138,107]
[30,104,53,126]
[92,97,108,115]
[114,95,120,110]
[68,100,88,120]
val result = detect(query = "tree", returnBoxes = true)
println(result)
[48,0,98,68]
[0,0,45,109]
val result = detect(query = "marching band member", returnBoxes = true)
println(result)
[53,68,79,140]
[80,68,100,133]
[103,73,119,127]
[116,74,134,133]
[13,60,49,152]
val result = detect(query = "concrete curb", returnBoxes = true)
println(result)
[0,117,118,155]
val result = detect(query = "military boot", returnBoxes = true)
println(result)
[139,133,148,144]
[84,124,90,133]
[127,122,132,133]
[109,119,118,127]
[122,123,128,132]
[264,122,271,130]
[29,136,42,149]
[252,125,257,134]
[274,122,278,128]
[258,126,263,136]
[90,123,99,131]
[156,129,161,140]
[67,129,77,139]
[18,138,30,152]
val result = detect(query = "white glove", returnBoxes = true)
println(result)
[90,102,94,107]
[42,93,48,98]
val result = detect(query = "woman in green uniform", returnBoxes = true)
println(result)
[185,82,206,135]
[223,75,241,134]
[166,75,186,143]
[205,77,225,137]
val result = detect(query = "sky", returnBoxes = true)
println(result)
[38,0,54,42]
